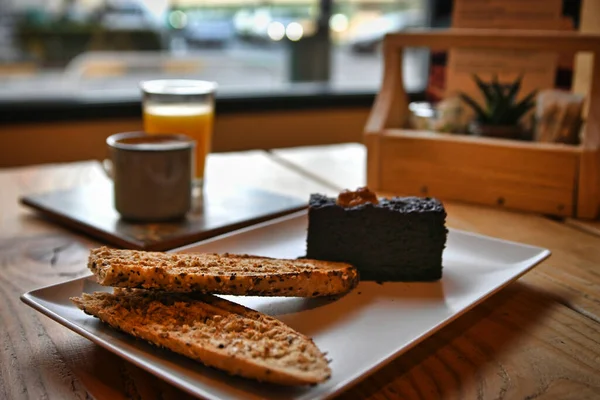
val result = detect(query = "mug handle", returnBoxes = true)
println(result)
[102,159,114,180]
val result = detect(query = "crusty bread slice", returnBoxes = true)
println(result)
[71,289,331,385]
[88,247,359,297]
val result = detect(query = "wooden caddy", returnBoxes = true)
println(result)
[365,29,600,219]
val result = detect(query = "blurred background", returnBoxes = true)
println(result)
[0,0,440,102]
[0,0,587,168]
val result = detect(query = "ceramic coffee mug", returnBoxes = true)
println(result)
[106,131,196,222]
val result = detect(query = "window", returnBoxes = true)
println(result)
[0,0,429,108]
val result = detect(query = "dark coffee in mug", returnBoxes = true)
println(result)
[115,136,190,146]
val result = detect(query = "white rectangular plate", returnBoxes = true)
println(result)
[21,210,550,400]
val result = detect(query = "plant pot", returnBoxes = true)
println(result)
[468,121,524,140]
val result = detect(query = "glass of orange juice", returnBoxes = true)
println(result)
[140,79,217,192]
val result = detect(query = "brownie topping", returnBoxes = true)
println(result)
[336,187,379,207]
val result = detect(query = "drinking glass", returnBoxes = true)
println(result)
[140,79,217,191]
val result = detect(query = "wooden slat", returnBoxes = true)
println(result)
[381,128,583,152]
[376,130,579,216]
[385,29,600,54]
[364,38,406,133]
[576,47,600,218]
[364,134,381,191]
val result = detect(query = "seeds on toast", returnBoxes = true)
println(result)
[70,289,331,386]
[88,247,359,297]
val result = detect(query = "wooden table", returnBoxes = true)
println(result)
[2,143,600,400]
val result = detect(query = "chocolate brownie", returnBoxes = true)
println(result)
[305,188,448,281]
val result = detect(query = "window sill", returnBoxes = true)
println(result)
[0,84,424,124]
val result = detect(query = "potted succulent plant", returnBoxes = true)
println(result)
[458,74,537,140]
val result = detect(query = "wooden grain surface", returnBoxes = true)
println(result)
[2,145,600,400]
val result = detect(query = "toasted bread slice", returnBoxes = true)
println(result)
[88,247,359,297]
[71,289,331,385]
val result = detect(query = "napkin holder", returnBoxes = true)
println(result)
[364,29,600,219]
